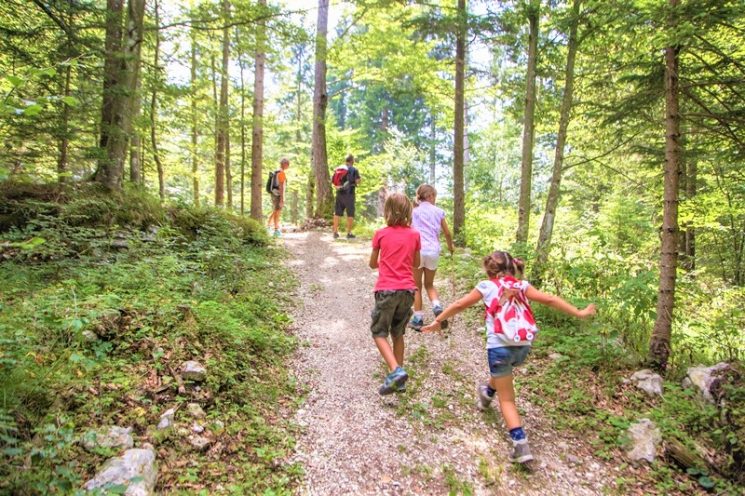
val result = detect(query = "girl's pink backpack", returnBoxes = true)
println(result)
[485,276,538,343]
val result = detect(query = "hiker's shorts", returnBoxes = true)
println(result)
[418,251,440,271]
[487,346,531,377]
[271,193,281,211]
[370,290,414,339]
[334,193,355,217]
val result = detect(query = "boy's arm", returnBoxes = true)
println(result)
[525,286,596,318]
[369,248,380,269]
[421,289,482,332]
[441,218,454,254]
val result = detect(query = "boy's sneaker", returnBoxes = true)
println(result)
[379,367,408,395]
[408,315,424,332]
[273,229,281,238]
[509,440,534,464]
[476,384,493,411]
[333,232,340,239]
[433,304,449,330]
[346,232,356,239]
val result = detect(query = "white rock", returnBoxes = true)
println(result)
[629,369,664,397]
[626,418,661,463]
[192,422,204,434]
[548,352,564,361]
[683,363,731,403]
[189,435,211,451]
[180,360,206,382]
[157,408,175,430]
[81,426,134,452]
[85,447,157,495]
[82,330,99,342]
[186,403,206,419]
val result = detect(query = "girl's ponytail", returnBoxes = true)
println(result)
[484,251,526,278]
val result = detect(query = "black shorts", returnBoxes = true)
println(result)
[334,193,355,217]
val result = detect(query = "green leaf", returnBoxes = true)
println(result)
[22,104,43,117]
[697,476,715,489]
[61,96,79,107]
[6,75,23,87]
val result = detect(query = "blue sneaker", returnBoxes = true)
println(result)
[379,367,408,395]
[433,304,448,330]
[408,315,424,332]
[273,229,281,238]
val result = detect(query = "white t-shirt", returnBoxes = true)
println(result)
[475,276,538,349]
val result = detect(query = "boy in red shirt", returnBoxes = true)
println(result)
[369,193,421,395]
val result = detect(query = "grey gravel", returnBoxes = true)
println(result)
[284,231,617,495]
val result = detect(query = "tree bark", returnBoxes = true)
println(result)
[238,50,246,215]
[215,0,231,208]
[312,0,333,218]
[150,0,164,201]
[190,24,200,206]
[516,1,539,244]
[453,0,467,245]
[250,0,266,220]
[129,75,142,184]
[212,54,223,206]
[649,0,681,372]
[98,0,124,154]
[57,63,72,182]
[533,0,581,283]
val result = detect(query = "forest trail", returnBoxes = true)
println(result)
[284,231,617,495]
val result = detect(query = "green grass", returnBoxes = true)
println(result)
[0,187,300,494]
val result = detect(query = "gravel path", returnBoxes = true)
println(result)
[285,230,618,495]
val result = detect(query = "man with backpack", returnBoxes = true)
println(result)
[332,154,361,239]
[266,158,290,237]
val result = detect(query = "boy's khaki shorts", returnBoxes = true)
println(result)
[370,290,414,338]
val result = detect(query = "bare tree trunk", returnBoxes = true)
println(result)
[250,0,266,220]
[533,0,581,283]
[649,0,681,372]
[429,115,436,184]
[212,54,223,206]
[129,75,142,184]
[215,0,231,208]
[150,0,164,201]
[57,64,72,182]
[452,0,466,244]
[98,0,124,154]
[190,24,199,206]
[516,1,539,244]
[291,190,299,225]
[312,0,333,218]
[238,50,246,215]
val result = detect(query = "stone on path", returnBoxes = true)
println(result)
[81,426,134,452]
[626,418,661,463]
[85,446,157,495]
[180,360,206,382]
[629,369,663,397]
[186,403,206,419]
[157,408,175,430]
[188,435,211,451]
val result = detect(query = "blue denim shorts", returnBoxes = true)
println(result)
[487,346,531,377]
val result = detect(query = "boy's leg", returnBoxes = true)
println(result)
[373,337,399,372]
[391,334,405,367]
[346,215,354,234]
[413,268,424,311]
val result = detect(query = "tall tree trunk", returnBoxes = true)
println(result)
[239,50,246,215]
[190,24,200,206]
[429,115,436,184]
[291,190,299,225]
[212,54,223,206]
[649,0,681,372]
[250,0,266,220]
[533,0,581,284]
[57,64,72,182]
[215,0,231,208]
[452,0,467,244]
[150,0,164,201]
[516,1,539,244]
[130,76,142,184]
[306,171,315,220]
[98,0,124,154]
[312,0,333,218]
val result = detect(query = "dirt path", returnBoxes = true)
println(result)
[284,231,617,495]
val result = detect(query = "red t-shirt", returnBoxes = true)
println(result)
[372,226,421,292]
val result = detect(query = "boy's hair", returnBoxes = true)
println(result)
[415,184,436,205]
[384,193,413,227]
[484,250,525,279]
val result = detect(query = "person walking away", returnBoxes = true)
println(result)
[369,193,421,395]
[409,184,454,331]
[332,154,361,239]
[267,158,290,237]
[421,251,596,463]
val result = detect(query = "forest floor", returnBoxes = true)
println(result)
[283,230,619,496]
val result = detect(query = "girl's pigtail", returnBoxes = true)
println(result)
[512,257,525,278]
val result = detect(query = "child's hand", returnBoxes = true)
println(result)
[579,304,597,319]
[421,321,441,333]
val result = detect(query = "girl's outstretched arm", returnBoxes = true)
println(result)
[525,286,596,318]
[421,289,481,332]
[369,248,380,269]
[441,218,455,255]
